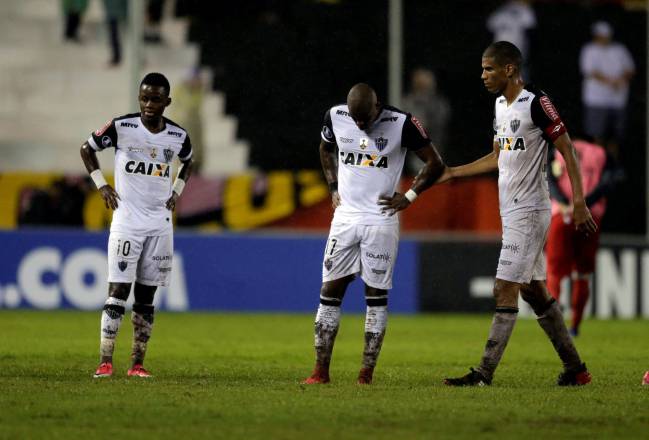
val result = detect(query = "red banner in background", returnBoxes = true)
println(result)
[3,171,500,234]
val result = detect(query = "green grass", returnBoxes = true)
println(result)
[0,311,647,439]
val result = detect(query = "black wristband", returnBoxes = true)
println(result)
[328,181,338,193]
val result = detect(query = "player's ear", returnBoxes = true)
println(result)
[165,97,172,107]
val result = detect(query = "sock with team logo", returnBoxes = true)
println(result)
[100,297,126,361]
[536,299,583,370]
[362,303,388,369]
[476,307,518,381]
[314,299,342,369]
[131,303,155,366]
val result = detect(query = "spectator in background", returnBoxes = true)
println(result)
[486,0,536,80]
[144,0,165,44]
[102,0,127,66]
[546,138,619,337]
[62,0,89,42]
[169,69,205,173]
[401,68,450,173]
[580,21,635,161]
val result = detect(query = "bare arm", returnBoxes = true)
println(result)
[319,139,340,208]
[437,141,500,183]
[553,133,598,233]
[165,158,194,211]
[377,144,445,215]
[80,141,120,210]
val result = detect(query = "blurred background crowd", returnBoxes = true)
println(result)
[0,0,646,235]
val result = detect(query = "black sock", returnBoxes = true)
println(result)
[536,300,583,371]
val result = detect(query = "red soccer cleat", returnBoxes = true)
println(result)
[93,362,113,378]
[642,371,649,385]
[357,367,374,385]
[127,364,152,378]
[302,365,330,384]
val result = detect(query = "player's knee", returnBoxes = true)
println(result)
[320,276,353,302]
[108,282,131,301]
[364,286,388,307]
[134,283,157,304]
[493,279,519,307]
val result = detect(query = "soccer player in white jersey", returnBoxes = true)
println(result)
[439,42,598,386]
[81,73,194,378]
[303,83,445,385]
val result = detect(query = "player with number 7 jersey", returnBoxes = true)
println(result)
[80,73,194,379]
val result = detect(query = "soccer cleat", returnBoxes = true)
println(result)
[357,367,374,385]
[444,368,491,387]
[93,362,113,378]
[557,363,591,386]
[642,371,649,385]
[127,364,152,378]
[302,365,330,384]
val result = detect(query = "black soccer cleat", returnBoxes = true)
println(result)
[444,368,491,387]
[557,363,592,386]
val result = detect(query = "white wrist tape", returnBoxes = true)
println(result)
[90,169,108,189]
[172,178,186,195]
[405,189,418,203]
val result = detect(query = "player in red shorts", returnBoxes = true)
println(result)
[546,138,617,336]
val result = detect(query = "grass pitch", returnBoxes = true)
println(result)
[0,311,647,439]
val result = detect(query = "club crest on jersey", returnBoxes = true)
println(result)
[497,136,526,151]
[118,261,128,272]
[125,160,171,177]
[101,136,112,148]
[163,148,174,163]
[510,119,521,133]
[150,148,158,159]
[374,137,388,151]
[360,138,369,150]
[340,151,388,168]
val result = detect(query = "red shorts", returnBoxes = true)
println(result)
[545,213,601,278]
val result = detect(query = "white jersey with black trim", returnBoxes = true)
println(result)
[88,113,193,236]
[494,85,566,216]
[321,104,430,225]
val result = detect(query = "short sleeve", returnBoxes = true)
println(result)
[178,134,193,161]
[321,109,336,144]
[620,45,635,72]
[402,114,431,151]
[530,94,566,142]
[88,119,118,151]
[579,46,594,75]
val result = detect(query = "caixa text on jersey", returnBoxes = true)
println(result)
[125,160,171,177]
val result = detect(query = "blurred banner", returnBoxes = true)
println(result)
[0,229,418,313]
[0,230,647,317]
[0,172,501,233]
[419,239,649,318]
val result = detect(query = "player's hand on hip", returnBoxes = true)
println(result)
[99,185,120,210]
[331,191,341,209]
[166,192,180,211]
[378,192,410,216]
[573,203,598,234]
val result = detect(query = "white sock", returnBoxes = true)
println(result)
[363,305,388,368]
[100,297,126,360]
[314,303,341,367]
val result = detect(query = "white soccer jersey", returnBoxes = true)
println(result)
[494,85,566,216]
[88,113,192,236]
[321,104,430,225]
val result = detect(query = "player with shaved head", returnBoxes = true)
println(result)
[439,42,596,386]
[303,83,445,385]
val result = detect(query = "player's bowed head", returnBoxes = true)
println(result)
[347,83,381,132]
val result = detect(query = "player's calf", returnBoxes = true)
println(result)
[303,295,342,384]
[359,292,388,384]
[99,297,126,363]
[130,303,154,368]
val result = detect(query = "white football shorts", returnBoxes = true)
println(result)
[496,209,551,284]
[107,232,173,286]
[322,221,399,290]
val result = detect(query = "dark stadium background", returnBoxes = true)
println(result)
[185,0,647,234]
